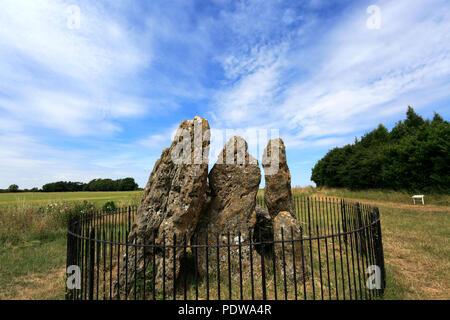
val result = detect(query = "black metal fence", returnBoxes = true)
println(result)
[66,196,386,300]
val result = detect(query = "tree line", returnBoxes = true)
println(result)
[2,178,140,193]
[311,107,449,193]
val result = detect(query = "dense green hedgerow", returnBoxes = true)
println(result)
[311,107,450,193]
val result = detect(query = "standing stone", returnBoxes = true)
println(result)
[194,136,261,276]
[273,211,309,284]
[262,138,295,219]
[113,116,210,298]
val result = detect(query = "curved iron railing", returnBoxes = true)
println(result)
[65,196,385,300]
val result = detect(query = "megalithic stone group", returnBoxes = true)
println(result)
[113,117,308,299]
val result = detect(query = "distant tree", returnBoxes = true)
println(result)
[404,106,425,129]
[360,124,389,148]
[311,107,449,193]
[8,184,19,192]
[432,112,444,124]
[41,178,139,192]
[118,178,139,191]
[43,181,86,192]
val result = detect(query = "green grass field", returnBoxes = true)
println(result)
[312,187,449,206]
[0,189,448,300]
[0,191,143,208]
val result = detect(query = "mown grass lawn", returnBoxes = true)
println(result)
[0,188,448,300]
[313,187,449,206]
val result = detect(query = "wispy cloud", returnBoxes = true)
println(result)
[1,0,449,188]
[0,0,153,136]
[209,0,450,144]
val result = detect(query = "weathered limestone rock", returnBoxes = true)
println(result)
[273,211,309,283]
[194,136,261,276]
[113,116,210,298]
[262,138,295,219]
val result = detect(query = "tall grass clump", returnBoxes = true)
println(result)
[0,200,96,245]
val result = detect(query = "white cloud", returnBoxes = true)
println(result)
[210,0,450,148]
[0,0,153,136]
[0,118,23,132]
[0,0,150,83]
[1,0,449,188]
[138,133,171,149]
[137,123,182,150]
[212,63,283,127]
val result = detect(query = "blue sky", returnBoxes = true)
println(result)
[0,0,449,189]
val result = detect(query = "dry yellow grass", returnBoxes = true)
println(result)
[0,267,66,300]
[313,188,449,300]
[377,204,449,299]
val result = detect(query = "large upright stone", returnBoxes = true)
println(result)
[273,211,309,284]
[194,136,261,276]
[262,138,295,219]
[113,116,210,298]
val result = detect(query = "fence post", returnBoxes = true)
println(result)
[259,228,267,300]
[356,203,366,256]
[341,199,348,244]
[65,219,73,300]
[128,206,131,233]
[66,215,81,300]
[88,227,95,300]
[375,208,386,296]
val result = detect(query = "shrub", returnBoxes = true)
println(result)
[102,201,116,213]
